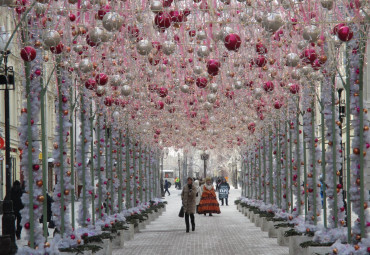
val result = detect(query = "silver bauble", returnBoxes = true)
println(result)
[193,66,203,75]
[261,12,284,33]
[113,111,120,120]
[196,31,207,40]
[121,85,132,96]
[285,53,300,67]
[212,30,221,42]
[73,44,83,53]
[207,93,217,103]
[137,39,153,55]
[234,80,243,90]
[89,27,104,44]
[254,87,263,99]
[96,86,105,96]
[321,0,333,10]
[209,83,218,92]
[110,75,122,87]
[204,102,213,111]
[151,1,163,13]
[302,25,320,43]
[197,45,210,57]
[291,69,301,80]
[297,40,308,50]
[102,12,124,31]
[43,30,61,47]
[35,3,47,15]
[162,41,176,55]
[180,85,190,93]
[219,26,234,40]
[79,59,93,73]
[126,73,135,81]
[100,30,111,42]
[301,66,313,75]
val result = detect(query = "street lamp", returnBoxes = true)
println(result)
[0,27,17,254]
[200,152,209,178]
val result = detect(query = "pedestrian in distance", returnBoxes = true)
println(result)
[164,180,170,196]
[193,180,201,213]
[198,177,221,216]
[6,180,24,240]
[218,178,230,206]
[181,177,197,233]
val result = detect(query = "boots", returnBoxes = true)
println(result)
[192,222,195,231]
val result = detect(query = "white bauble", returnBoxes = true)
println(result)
[110,75,122,87]
[121,85,132,96]
[209,83,218,92]
[137,40,153,55]
[261,12,284,33]
[197,45,210,57]
[302,25,320,43]
[285,53,300,67]
[180,85,190,93]
[162,41,176,55]
[196,31,207,40]
[151,1,163,13]
[102,12,124,32]
[43,30,61,47]
[79,59,93,73]
[207,93,217,103]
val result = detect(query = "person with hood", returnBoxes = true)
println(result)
[7,180,24,239]
[164,179,170,196]
[198,177,221,216]
[193,180,202,213]
[218,178,230,206]
[181,177,197,233]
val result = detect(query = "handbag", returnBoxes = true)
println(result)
[48,217,55,228]
[178,206,184,218]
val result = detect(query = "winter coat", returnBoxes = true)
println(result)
[8,181,24,215]
[164,180,169,189]
[181,183,197,214]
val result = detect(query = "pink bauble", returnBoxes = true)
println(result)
[104,97,113,106]
[156,101,164,110]
[337,26,353,41]
[71,234,76,239]
[20,46,36,62]
[254,55,267,67]
[154,12,172,29]
[207,59,220,76]
[169,10,183,23]
[301,48,317,64]
[274,101,282,109]
[333,23,346,35]
[224,33,241,51]
[95,73,109,85]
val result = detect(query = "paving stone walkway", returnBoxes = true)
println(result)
[114,186,289,255]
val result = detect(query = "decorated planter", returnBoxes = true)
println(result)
[123,224,135,241]
[249,211,255,222]
[111,230,124,249]
[288,236,312,255]
[139,221,146,230]
[254,214,262,227]
[267,221,285,238]
[260,217,269,232]
[60,251,92,255]
[277,228,291,246]
[305,246,332,255]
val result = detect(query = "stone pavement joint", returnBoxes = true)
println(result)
[113,188,289,255]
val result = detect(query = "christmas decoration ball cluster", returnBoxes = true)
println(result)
[2,0,369,253]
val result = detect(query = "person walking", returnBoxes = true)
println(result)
[7,180,24,240]
[218,179,230,206]
[194,180,201,213]
[164,180,170,196]
[181,177,197,233]
[198,177,221,216]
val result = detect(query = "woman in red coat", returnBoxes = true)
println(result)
[198,177,221,216]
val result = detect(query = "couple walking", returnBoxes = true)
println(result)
[181,177,221,233]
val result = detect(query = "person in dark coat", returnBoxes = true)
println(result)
[40,193,54,223]
[8,180,24,239]
[218,179,230,206]
[164,180,170,196]
[181,177,197,233]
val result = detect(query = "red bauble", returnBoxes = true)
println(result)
[104,97,113,106]
[128,26,140,38]
[245,81,253,87]
[169,10,184,23]
[33,164,40,171]
[24,222,30,229]
[289,84,300,94]
[207,59,221,76]
[69,13,76,22]
[162,0,173,7]
[50,43,64,54]
[95,73,109,85]
[337,26,353,42]
[263,81,274,92]
[85,79,97,90]
[188,30,196,37]
[154,12,172,29]
[301,48,317,64]
[20,46,36,62]
[333,23,346,35]
[274,101,282,109]
[196,77,208,88]
[255,42,267,54]
[224,33,241,51]
[254,55,267,67]
[158,87,168,97]
[155,101,164,110]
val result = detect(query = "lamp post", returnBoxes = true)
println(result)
[200,152,209,178]
[0,27,17,254]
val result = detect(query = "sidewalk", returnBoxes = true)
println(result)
[114,187,288,255]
